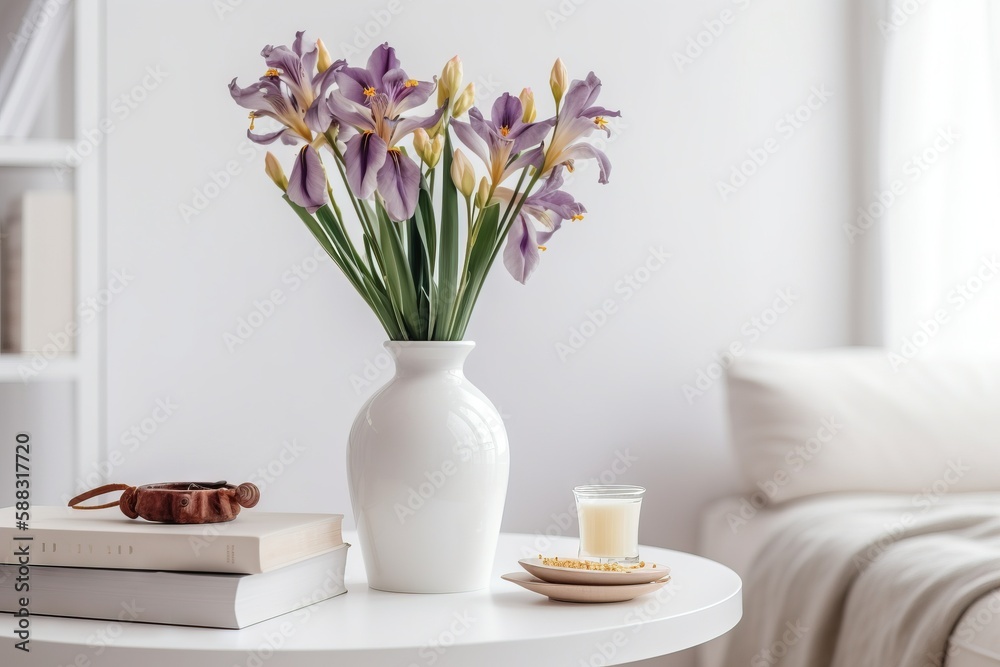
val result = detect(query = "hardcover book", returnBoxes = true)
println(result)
[0,506,343,574]
[0,543,349,629]
[1,190,75,353]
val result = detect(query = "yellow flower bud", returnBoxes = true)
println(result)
[316,39,333,73]
[428,134,444,168]
[437,55,463,107]
[519,87,536,123]
[413,128,431,161]
[450,149,476,199]
[550,58,568,106]
[452,83,475,117]
[264,152,288,191]
[475,177,490,209]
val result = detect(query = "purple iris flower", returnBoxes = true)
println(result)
[541,72,620,183]
[319,45,444,221]
[497,168,586,283]
[228,31,346,146]
[451,93,553,184]
[335,43,434,117]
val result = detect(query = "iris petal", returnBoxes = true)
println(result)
[558,143,612,183]
[305,98,334,135]
[229,78,269,110]
[327,92,377,131]
[503,214,541,284]
[344,132,388,199]
[376,150,421,221]
[510,118,554,154]
[451,119,491,165]
[287,145,327,213]
[366,43,401,80]
[262,45,308,99]
[335,67,379,106]
[490,93,523,133]
[247,126,288,145]
[393,104,446,141]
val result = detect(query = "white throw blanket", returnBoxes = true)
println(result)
[722,494,1000,667]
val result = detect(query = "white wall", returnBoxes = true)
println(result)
[0,0,77,508]
[101,1,862,660]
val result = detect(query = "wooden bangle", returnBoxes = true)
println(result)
[67,481,260,524]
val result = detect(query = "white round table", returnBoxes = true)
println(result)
[25,533,741,666]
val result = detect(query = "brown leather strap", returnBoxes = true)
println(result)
[68,483,133,510]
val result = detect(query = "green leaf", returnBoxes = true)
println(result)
[436,131,460,339]
[375,200,420,338]
[363,235,385,292]
[451,203,501,339]
[424,281,437,339]
[415,180,436,272]
[282,195,400,339]
[316,206,357,263]
[409,187,438,340]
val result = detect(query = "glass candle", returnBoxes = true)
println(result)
[574,485,645,563]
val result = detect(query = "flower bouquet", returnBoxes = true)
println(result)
[229,33,620,592]
[229,34,619,341]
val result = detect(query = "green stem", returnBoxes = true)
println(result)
[326,133,391,285]
[450,169,544,339]
[499,166,530,227]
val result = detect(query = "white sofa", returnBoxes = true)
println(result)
[699,349,1000,667]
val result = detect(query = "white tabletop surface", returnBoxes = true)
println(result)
[19,532,742,666]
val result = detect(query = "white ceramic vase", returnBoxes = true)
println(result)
[347,341,510,593]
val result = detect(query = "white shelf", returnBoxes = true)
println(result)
[0,354,79,381]
[0,139,75,167]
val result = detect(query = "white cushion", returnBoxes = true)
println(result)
[726,349,1000,503]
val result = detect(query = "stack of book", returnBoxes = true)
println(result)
[0,506,347,629]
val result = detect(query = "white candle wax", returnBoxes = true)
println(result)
[577,497,641,559]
